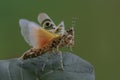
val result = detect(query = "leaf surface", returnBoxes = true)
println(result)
[0,52,95,80]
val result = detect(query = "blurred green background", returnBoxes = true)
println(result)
[0,0,120,80]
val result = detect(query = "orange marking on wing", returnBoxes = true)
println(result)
[35,28,59,49]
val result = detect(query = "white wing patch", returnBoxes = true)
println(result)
[19,19,41,48]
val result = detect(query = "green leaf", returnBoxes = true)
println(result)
[0,52,95,80]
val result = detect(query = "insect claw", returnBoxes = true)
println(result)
[41,58,49,71]
[42,63,46,71]
[18,56,23,60]
[51,48,55,53]
[70,46,73,51]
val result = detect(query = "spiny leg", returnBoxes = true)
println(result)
[37,51,49,71]
[67,43,73,51]
[57,46,64,70]
[19,49,32,60]
[41,58,49,71]
[51,48,56,53]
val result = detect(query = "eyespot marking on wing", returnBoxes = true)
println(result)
[37,13,56,31]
